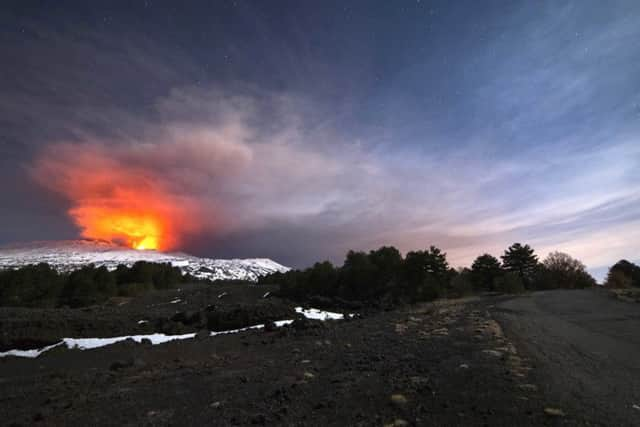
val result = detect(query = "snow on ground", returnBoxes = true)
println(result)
[295,307,345,320]
[0,323,293,359]
[0,308,346,359]
[0,240,290,282]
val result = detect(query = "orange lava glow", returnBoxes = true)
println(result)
[31,142,211,251]
[74,208,165,250]
[68,192,182,251]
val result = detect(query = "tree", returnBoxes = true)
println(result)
[0,263,63,307]
[470,254,503,291]
[501,243,539,288]
[340,250,378,299]
[449,268,473,297]
[368,246,403,279]
[368,246,403,296]
[63,265,100,307]
[307,261,339,296]
[605,260,640,288]
[425,246,449,277]
[402,246,449,301]
[540,251,595,289]
[94,265,117,296]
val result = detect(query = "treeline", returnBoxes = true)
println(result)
[605,260,640,288]
[259,243,598,303]
[0,262,194,308]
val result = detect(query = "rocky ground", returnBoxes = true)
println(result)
[0,285,623,426]
[0,283,288,351]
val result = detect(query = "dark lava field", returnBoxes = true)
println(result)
[0,284,635,426]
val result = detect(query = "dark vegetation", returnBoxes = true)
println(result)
[2,243,635,310]
[604,259,640,288]
[0,262,196,308]
[260,243,598,303]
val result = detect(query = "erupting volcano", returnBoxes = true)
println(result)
[72,208,165,250]
[31,142,213,251]
[64,194,181,251]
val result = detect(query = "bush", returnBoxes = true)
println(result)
[117,281,154,297]
[605,269,633,289]
[494,272,525,294]
[449,269,473,297]
[0,263,63,307]
[605,260,640,288]
[417,274,443,302]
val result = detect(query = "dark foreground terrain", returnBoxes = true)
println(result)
[493,289,640,427]
[0,285,637,426]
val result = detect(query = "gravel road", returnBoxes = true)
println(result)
[492,289,640,427]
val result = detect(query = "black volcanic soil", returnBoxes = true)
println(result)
[0,283,288,351]
[0,285,606,426]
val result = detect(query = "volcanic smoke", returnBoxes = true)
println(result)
[31,142,214,251]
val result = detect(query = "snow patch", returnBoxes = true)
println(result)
[0,307,351,359]
[0,342,64,358]
[295,307,344,320]
[0,320,295,359]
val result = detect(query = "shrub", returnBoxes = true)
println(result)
[117,281,153,297]
[449,269,473,297]
[605,269,633,289]
[494,272,525,294]
[605,260,640,288]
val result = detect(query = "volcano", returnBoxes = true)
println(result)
[0,240,289,282]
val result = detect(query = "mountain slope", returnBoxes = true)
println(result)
[0,240,289,282]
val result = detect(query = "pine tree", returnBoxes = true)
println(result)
[470,254,503,291]
[501,243,538,288]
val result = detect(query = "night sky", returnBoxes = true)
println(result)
[1,1,639,278]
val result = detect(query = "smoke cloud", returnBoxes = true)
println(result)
[29,87,383,251]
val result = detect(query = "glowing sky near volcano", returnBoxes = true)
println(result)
[30,142,215,251]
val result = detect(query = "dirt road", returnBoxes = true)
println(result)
[492,289,640,427]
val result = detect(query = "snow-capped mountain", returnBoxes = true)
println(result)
[0,240,290,282]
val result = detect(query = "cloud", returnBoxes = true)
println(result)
[5,8,640,279]
[28,86,388,250]
[30,133,250,249]
[26,81,640,276]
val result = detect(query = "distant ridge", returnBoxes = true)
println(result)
[0,240,290,282]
